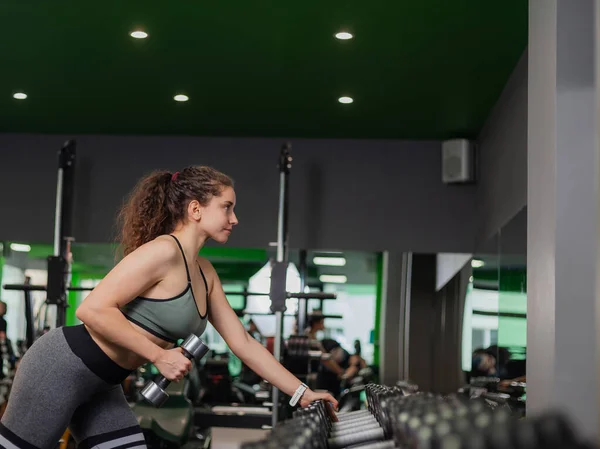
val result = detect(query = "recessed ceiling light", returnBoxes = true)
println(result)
[313,256,346,267]
[319,274,347,284]
[335,32,353,40]
[174,94,189,102]
[130,30,148,39]
[10,243,31,252]
[13,92,27,100]
[338,96,353,104]
[471,259,485,268]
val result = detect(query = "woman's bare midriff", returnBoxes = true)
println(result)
[85,322,174,370]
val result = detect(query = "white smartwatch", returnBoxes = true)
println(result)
[289,383,308,406]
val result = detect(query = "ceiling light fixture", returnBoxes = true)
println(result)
[130,30,148,39]
[338,96,353,104]
[10,243,31,252]
[319,274,347,284]
[313,256,346,267]
[174,94,189,102]
[13,93,27,100]
[335,32,353,40]
[471,259,485,268]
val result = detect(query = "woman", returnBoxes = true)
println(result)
[0,166,337,449]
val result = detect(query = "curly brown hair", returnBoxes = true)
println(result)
[116,166,234,257]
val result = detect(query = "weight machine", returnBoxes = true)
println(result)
[267,143,337,426]
[3,140,85,347]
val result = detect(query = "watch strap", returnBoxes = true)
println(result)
[289,383,308,406]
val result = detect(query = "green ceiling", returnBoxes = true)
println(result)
[0,1,527,139]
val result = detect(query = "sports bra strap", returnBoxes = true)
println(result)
[169,235,191,283]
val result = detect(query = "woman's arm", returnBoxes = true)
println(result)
[200,258,338,409]
[76,238,191,379]
[341,355,365,380]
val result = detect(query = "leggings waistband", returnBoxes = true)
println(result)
[62,324,132,385]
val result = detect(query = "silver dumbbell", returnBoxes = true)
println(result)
[140,334,209,407]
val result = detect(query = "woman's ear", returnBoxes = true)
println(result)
[188,200,203,221]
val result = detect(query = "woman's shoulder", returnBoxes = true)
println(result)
[127,235,180,263]
[196,255,216,274]
[195,255,220,288]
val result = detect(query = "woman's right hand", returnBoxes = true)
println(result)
[153,347,192,382]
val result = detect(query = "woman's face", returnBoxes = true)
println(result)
[199,186,239,243]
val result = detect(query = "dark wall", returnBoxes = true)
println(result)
[477,206,527,255]
[0,134,477,253]
[409,253,469,393]
[476,49,528,244]
[408,254,438,391]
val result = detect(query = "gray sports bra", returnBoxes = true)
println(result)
[121,235,208,343]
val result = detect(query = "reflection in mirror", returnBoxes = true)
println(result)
[463,252,499,380]
[0,241,379,404]
[497,207,527,408]
[462,206,527,417]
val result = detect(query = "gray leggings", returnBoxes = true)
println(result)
[0,326,146,449]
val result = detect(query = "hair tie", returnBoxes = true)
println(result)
[171,171,180,182]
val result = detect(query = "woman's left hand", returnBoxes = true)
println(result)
[299,388,339,411]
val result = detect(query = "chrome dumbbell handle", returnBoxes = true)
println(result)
[141,334,209,407]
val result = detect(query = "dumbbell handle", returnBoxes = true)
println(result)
[142,334,209,407]
[153,346,202,390]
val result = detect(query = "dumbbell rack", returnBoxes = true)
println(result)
[241,383,598,449]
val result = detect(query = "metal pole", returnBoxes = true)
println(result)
[297,249,308,333]
[53,169,64,256]
[23,277,34,348]
[51,141,76,328]
[53,140,76,257]
[402,253,413,381]
[272,143,292,427]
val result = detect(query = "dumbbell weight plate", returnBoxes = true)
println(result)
[140,382,170,408]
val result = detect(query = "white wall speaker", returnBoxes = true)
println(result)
[442,139,476,184]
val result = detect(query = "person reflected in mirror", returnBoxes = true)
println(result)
[305,311,367,398]
[471,348,497,378]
